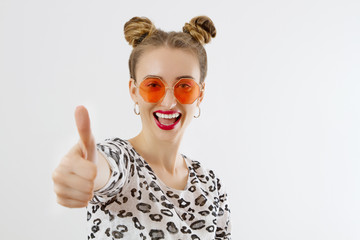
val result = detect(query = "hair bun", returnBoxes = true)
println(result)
[183,16,216,45]
[124,17,156,47]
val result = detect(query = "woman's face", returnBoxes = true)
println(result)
[129,47,204,142]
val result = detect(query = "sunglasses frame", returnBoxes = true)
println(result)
[134,76,204,104]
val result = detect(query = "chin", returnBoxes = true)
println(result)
[141,111,192,143]
[152,125,185,143]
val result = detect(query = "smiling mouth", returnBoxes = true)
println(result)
[153,112,182,130]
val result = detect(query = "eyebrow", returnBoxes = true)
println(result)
[143,75,195,81]
[176,75,194,80]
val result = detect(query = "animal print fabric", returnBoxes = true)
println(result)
[87,138,231,239]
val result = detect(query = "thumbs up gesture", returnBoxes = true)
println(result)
[52,106,99,208]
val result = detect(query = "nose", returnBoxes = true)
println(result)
[159,88,177,108]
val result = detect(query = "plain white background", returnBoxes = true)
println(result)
[0,0,359,239]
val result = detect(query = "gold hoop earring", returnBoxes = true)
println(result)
[133,103,140,115]
[194,105,201,118]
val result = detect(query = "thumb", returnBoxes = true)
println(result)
[74,105,96,162]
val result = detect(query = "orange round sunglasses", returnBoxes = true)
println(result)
[136,77,203,104]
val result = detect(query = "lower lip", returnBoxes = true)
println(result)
[154,115,181,130]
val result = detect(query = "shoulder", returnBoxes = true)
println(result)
[96,137,139,165]
[186,157,215,178]
[97,137,135,154]
[184,155,226,194]
[97,137,130,148]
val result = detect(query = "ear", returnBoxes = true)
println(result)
[129,78,138,103]
[198,82,205,105]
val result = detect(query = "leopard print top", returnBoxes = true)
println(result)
[87,138,231,239]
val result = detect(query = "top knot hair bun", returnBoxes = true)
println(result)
[125,15,216,82]
[183,16,216,45]
[124,17,156,47]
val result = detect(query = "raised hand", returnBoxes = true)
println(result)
[52,106,98,208]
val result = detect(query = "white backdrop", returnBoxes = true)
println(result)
[0,0,359,239]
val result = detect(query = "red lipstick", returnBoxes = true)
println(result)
[153,110,181,130]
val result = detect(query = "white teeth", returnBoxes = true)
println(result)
[155,112,180,119]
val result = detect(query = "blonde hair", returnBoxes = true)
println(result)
[124,16,216,83]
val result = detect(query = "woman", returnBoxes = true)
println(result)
[52,16,231,239]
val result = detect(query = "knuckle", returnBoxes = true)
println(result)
[56,192,68,199]
[57,197,86,208]
[51,170,62,183]
[51,171,57,181]
[56,197,68,207]
[52,171,68,185]
[61,156,74,168]
[53,185,61,195]
[54,187,71,199]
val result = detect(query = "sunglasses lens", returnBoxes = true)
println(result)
[139,78,200,104]
[139,78,165,103]
[174,79,200,104]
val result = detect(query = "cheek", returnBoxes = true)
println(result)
[137,101,154,115]
[183,105,197,119]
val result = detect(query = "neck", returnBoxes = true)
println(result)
[128,130,184,174]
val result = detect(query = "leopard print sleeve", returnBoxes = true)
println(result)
[89,138,131,204]
[214,175,232,239]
